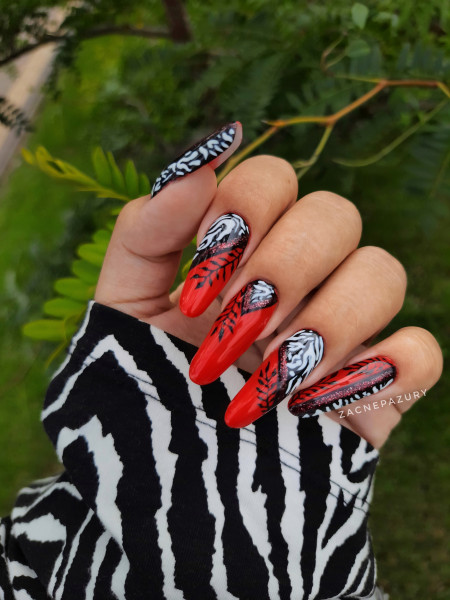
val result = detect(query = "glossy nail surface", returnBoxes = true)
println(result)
[180,213,250,317]
[288,356,397,418]
[225,330,324,428]
[151,122,241,197]
[189,280,278,385]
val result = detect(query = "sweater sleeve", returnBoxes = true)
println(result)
[1,301,389,600]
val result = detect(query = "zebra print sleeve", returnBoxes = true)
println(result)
[0,301,389,599]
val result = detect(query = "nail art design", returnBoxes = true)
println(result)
[189,280,278,385]
[179,213,250,317]
[288,356,397,418]
[225,330,324,428]
[151,122,241,197]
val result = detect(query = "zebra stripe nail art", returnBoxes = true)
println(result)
[180,213,250,317]
[151,122,241,197]
[288,356,397,418]
[225,330,324,428]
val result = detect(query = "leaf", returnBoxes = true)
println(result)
[22,319,69,342]
[125,160,140,199]
[346,39,371,58]
[54,278,95,301]
[351,3,369,29]
[21,147,35,164]
[92,229,111,249]
[43,298,86,318]
[106,151,126,194]
[139,173,151,196]
[71,259,100,285]
[77,243,105,267]
[181,257,193,279]
[92,147,112,187]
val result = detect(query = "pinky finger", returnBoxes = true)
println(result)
[288,327,443,448]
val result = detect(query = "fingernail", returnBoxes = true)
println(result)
[225,330,324,428]
[179,213,250,317]
[151,122,242,198]
[189,280,278,385]
[288,356,397,418]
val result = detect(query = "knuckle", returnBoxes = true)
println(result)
[227,155,298,206]
[257,155,298,199]
[357,246,407,292]
[115,197,147,233]
[398,326,444,383]
[304,191,362,233]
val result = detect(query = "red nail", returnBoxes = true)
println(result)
[288,356,397,418]
[189,280,278,385]
[180,213,250,317]
[225,330,324,428]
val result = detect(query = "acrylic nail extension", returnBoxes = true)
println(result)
[225,330,324,428]
[189,280,278,385]
[179,213,251,317]
[150,122,242,198]
[288,356,397,418]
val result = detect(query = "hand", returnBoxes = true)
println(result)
[95,122,443,448]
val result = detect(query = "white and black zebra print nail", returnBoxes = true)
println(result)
[179,213,251,317]
[151,122,242,198]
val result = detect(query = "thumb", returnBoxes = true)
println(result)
[95,122,242,319]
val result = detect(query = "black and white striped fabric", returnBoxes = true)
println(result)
[0,302,389,599]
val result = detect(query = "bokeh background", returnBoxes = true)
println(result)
[0,1,449,597]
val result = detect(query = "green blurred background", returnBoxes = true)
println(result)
[0,1,449,597]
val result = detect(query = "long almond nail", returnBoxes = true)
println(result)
[189,280,278,385]
[151,122,242,197]
[180,213,250,317]
[225,330,324,428]
[288,356,397,418]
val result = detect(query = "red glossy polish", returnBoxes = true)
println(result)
[288,356,397,418]
[225,330,324,428]
[180,213,250,317]
[189,280,278,385]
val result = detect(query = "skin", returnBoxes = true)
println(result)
[95,156,443,449]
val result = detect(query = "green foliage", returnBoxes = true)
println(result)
[2,2,450,595]
[351,3,369,30]
[19,4,450,364]
[21,146,150,360]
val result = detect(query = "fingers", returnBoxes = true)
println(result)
[189,192,362,385]
[224,246,407,427]
[95,122,242,317]
[179,155,298,317]
[288,327,443,448]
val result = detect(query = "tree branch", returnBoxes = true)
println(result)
[161,0,192,42]
[0,25,171,68]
